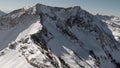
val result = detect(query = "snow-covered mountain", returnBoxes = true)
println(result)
[96,14,120,43]
[0,10,6,16]
[0,4,120,68]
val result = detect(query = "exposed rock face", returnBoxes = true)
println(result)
[0,4,120,68]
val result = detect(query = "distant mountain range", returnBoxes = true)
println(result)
[0,10,6,16]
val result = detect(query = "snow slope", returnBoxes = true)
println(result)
[96,14,120,42]
[0,4,120,68]
[0,48,33,68]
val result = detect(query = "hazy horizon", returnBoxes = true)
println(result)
[0,0,120,17]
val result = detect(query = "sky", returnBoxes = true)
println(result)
[0,0,120,17]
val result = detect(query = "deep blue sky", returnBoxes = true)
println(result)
[0,0,120,17]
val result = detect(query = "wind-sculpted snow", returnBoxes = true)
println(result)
[0,4,120,68]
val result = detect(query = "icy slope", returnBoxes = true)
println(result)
[0,4,120,68]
